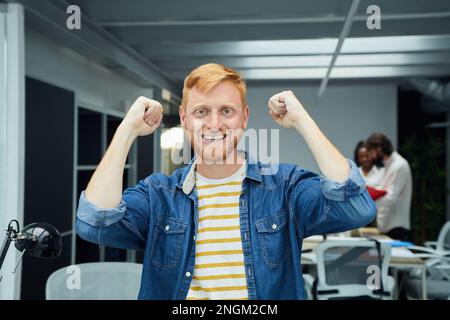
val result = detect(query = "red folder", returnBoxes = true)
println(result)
[366,186,387,200]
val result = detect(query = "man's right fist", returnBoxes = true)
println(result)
[124,96,163,137]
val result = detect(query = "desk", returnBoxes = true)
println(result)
[301,236,427,300]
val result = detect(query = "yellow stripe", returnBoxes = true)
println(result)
[198,203,239,211]
[195,261,244,269]
[186,297,209,300]
[196,249,243,257]
[196,238,241,245]
[193,274,246,280]
[197,181,241,189]
[199,214,239,222]
[198,191,241,200]
[198,225,240,233]
[190,286,248,292]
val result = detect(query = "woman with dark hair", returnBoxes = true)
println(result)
[354,140,384,188]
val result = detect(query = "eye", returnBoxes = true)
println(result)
[194,108,208,117]
[223,108,234,116]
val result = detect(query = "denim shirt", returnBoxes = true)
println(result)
[76,156,376,300]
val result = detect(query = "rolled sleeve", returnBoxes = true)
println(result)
[319,159,366,201]
[77,191,127,227]
[290,160,375,238]
[76,178,151,251]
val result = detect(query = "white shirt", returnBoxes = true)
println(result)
[375,151,412,233]
[359,165,385,188]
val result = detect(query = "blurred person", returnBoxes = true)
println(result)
[354,140,385,188]
[353,140,386,229]
[76,63,376,300]
[366,133,413,241]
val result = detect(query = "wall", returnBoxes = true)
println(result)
[25,29,152,112]
[245,81,398,172]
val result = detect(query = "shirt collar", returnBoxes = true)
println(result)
[177,150,262,195]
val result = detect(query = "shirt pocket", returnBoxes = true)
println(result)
[151,215,188,269]
[255,210,291,268]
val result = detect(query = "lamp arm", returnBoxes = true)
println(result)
[0,220,20,275]
[0,236,13,273]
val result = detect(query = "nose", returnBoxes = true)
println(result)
[207,110,223,129]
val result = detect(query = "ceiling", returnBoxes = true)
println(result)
[5,0,450,94]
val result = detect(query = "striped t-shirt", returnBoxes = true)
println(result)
[186,163,248,300]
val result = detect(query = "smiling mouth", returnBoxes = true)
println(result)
[202,134,227,144]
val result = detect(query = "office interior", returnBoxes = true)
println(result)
[0,0,449,300]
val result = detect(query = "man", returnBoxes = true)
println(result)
[76,63,376,300]
[366,133,413,241]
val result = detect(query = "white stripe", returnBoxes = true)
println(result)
[192,278,247,288]
[197,185,242,195]
[195,254,244,265]
[196,229,242,241]
[199,198,240,207]
[198,218,241,228]
[198,207,240,214]
[195,242,244,253]
[198,207,240,216]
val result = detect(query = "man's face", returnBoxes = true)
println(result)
[179,81,249,164]
[369,146,383,164]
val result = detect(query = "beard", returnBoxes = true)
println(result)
[187,128,243,165]
[373,153,384,167]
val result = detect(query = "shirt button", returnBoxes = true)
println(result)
[185,272,191,277]
[272,224,277,230]
[165,225,170,231]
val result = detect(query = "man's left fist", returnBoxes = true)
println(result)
[268,90,305,129]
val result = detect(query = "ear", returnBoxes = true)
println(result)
[242,105,249,130]
[179,105,186,129]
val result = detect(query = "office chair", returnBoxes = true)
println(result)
[408,221,450,260]
[46,262,142,300]
[303,240,395,300]
[404,221,450,299]
[404,260,450,300]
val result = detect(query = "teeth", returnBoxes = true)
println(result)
[203,135,225,142]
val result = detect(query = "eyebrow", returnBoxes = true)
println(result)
[221,103,238,108]
[191,103,238,109]
[191,103,208,109]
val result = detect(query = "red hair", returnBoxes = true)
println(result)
[181,63,247,107]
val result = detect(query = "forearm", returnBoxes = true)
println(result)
[85,121,137,208]
[293,109,349,182]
